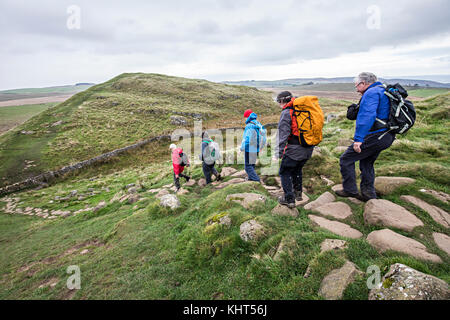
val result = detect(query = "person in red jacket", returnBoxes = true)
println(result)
[170,144,191,191]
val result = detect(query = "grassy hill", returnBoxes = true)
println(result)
[0,73,278,187]
[0,90,448,299]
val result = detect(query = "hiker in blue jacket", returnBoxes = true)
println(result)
[240,109,266,182]
[336,72,395,201]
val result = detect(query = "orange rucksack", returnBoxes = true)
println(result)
[290,96,324,147]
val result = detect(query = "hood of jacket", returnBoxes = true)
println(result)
[245,112,258,124]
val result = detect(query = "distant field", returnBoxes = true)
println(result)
[0,103,56,135]
[0,84,94,102]
[407,88,450,98]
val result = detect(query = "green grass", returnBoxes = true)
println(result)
[0,103,56,134]
[408,88,450,98]
[0,85,448,300]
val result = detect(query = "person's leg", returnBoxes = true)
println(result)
[202,162,212,184]
[211,165,221,180]
[245,152,260,181]
[292,159,308,198]
[359,132,395,198]
[173,173,180,190]
[339,146,360,195]
[279,156,296,203]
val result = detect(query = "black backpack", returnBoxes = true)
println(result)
[179,152,189,167]
[374,83,416,138]
[346,83,416,139]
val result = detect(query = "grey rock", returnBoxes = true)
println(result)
[319,261,363,300]
[369,263,449,300]
[304,192,336,210]
[160,194,181,210]
[239,220,264,242]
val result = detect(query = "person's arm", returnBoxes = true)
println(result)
[240,126,248,151]
[354,91,379,143]
[277,110,291,158]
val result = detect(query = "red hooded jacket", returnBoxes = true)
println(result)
[172,148,187,175]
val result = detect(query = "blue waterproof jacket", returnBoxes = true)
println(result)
[240,113,266,153]
[354,81,390,142]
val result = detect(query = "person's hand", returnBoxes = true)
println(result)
[353,142,362,153]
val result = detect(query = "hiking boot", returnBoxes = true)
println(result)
[360,191,376,202]
[185,176,190,182]
[294,190,303,201]
[335,189,360,198]
[216,174,222,182]
[278,196,295,209]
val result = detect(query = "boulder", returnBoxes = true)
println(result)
[219,215,232,227]
[176,188,189,195]
[226,193,266,209]
[366,229,442,263]
[197,179,207,187]
[320,239,348,253]
[231,170,247,178]
[374,176,416,195]
[308,215,363,239]
[419,189,450,204]
[369,263,449,300]
[331,184,342,192]
[239,220,264,242]
[93,201,106,212]
[220,167,237,177]
[432,232,450,256]
[271,204,299,218]
[318,261,363,300]
[215,178,245,189]
[184,179,196,187]
[170,115,188,126]
[127,194,140,204]
[364,199,424,232]
[304,192,336,210]
[400,195,449,228]
[312,202,353,220]
[159,194,181,210]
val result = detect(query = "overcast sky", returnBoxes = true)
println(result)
[1,0,449,90]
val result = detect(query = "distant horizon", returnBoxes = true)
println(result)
[1,73,450,92]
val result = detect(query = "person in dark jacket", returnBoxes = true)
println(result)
[336,72,395,201]
[200,131,221,184]
[274,91,314,208]
[240,109,266,182]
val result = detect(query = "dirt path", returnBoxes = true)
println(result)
[0,94,74,107]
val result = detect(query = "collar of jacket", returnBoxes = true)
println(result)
[282,98,295,110]
[363,81,383,94]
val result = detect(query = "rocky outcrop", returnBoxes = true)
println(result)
[220,167,237,177]
[364,199,423,232]
[367,229,442,263]
[374,176,416,195]
[432,232,450,256]
[308,215,363,239]
[159,194,181,210]
[312,202,353,220]
[226,193,266,209]
[369,263,449,300]
[271,204,299,218]
[318,261,363,300]
[239,220,265,242]
[400,195,449,228]
[304,192,336,210]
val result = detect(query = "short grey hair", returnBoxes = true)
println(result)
[354,72,377,84]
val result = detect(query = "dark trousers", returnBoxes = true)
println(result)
[279,155,308,202]
[340,131,395,198]
[245,151,260,182]
[202,162,218,184]
[173,172,189,189]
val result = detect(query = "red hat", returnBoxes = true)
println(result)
[243,109,253,118]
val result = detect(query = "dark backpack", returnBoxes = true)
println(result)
[346,83,416,139]
[374,83,416,138]
[179,152,189,167]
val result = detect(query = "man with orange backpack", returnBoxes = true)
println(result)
[170,143,191,192]
[274,91,324,208]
